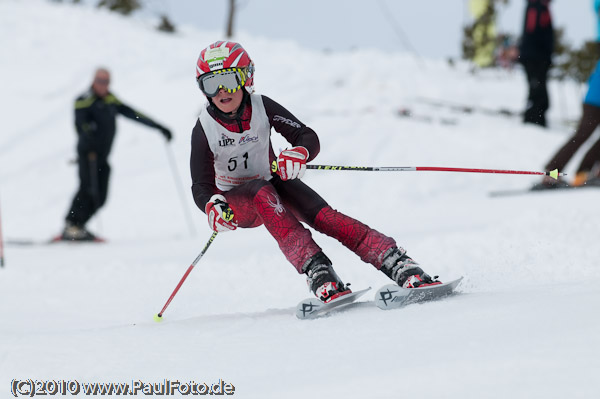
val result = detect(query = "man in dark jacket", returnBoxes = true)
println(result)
[519,0,554,127]
[61,68,172,241]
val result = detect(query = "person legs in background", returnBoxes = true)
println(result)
[572,127,600,186]
[534,103,600,189]
[63,153,110,240]
[522,59,551,127]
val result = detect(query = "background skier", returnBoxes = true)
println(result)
[61,67,173,241]
[518,0,554,127]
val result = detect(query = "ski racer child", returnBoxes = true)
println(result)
[190,41,440,303]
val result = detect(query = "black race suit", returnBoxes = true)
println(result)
[66,89,165,227]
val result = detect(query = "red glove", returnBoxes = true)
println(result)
[276,146,309,181]
[205,194,238,232]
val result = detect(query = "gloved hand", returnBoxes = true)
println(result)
[205,194,237,232]
[159,127,173,142]
[276,146,309,181]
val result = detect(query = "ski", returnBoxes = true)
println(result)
[396,108,458,125]
[296,287,371,320]
[416,97,521,118]
[489,184,599,198]
[415,97,577,127]
[375,277,463,310]
[49,235,106,244]
[5,235,106,246]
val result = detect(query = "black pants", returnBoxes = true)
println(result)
[65,153,110,227]
[522,59,551,127]
[545,103,600,173]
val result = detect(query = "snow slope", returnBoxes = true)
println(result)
[1,1,599,398]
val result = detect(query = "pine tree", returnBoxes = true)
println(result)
[157,15,176,33]
[462,0,510,68]
[97,0,141,15]
[553,29,599,84]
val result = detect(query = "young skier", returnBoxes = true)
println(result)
[190,41,440,303]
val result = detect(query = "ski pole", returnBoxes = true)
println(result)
[306,165,563,179]
[88,152,103,232]
[88,152,99,208]
[164,143,196,237]
[154,231,218,321]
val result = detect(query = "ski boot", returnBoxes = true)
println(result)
[380,247,440,288]
[531,176,570,191]
[574,170,600,187]
[584,176,600,186]
[60,222,98,242]
[302,252,351,303]
[571,171,589,187]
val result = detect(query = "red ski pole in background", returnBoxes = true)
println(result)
[154,231,218,321]
[306,164,563,179]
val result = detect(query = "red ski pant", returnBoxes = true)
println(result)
[223,178,396,273]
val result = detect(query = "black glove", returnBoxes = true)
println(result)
[159,127,173,142]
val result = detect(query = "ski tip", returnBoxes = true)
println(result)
[548,169,559,180]
[153,313,163,323]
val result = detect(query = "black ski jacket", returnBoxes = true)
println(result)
[74,89,164,159]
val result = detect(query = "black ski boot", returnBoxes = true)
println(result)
[60,222,98,241]
[530,177,570,191]
[380,247,439,288]
[302,252,351,303]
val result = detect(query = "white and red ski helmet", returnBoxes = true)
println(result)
[196,41,255,94]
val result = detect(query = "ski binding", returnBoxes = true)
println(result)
[296,287,371,320]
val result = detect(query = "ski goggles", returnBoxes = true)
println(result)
[197,67,248,97]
